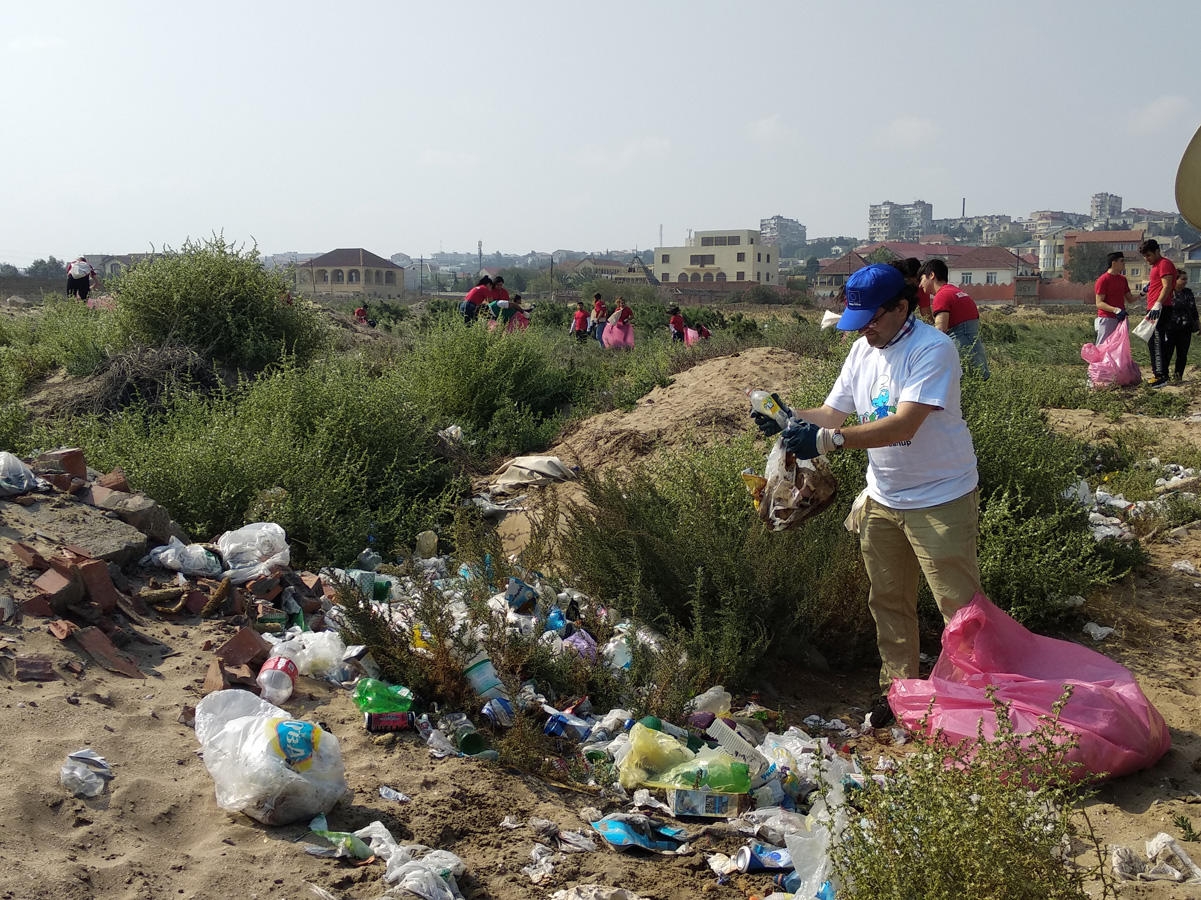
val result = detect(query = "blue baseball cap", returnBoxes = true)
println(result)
[837,264,906,331]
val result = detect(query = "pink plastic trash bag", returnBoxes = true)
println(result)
[1081,322,1141,387]
[603,321,635,349]
[889,594,1169,781]
[684,327,699,346]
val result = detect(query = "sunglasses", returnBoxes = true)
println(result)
[858,304,892,331]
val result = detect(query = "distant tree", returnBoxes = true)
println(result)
[804,256,821,279]
[0,263,19,277]
[1065,244,1113,284]
[865,247,898,264]
[994,228,1027,247]
[1170,219,1201,245]
[498,267,536,292]
[27,256,67,278]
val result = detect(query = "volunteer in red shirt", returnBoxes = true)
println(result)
[590,292,609,346]
[460,276,493,324]
[919,258,989,379]
[569,301,589,343]
[667,305,686,342]
[491,276,510,304]
[1140,238,1179,387]
[1093,251,1135,345]
[891,257,931,323]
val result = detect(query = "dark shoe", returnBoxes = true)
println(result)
[869,695,896,728]
[1149,377,1169,388]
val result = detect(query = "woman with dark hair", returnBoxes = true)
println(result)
[667,305,686,342]
[890,257,930,322]
[602,296,634,349]
[590,292,609,346]
[460,276,493,324]
[1166,271,1199,381]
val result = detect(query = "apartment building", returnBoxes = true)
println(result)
[759,215,807,255]
[654,229,780,286]
[868,200,933,242]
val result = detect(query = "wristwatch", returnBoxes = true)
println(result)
[831,429,845,450]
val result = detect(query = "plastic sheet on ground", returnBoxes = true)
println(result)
[590,813,690,854]
[352,820,466,899]
[890,593,1171,781]
[1112,832,1201,883]
[491,455,575,495]
[0,452,47,496]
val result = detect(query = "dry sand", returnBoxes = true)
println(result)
[2,349,1201,899]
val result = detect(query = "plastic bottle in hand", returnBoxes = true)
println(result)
[257,645,299,705]
[747,389,790,431]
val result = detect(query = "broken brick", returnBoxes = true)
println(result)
[73,626,145,678]
[215,626,271,668]
[11,542,49,571]
[48,619,79,641]
[36,448,87,480]
[14,655,57,682]
[184,590,209,615]
[299,572,323,595]
[45,473,74,492]
[76,558,123,614]
[203,658,230,694]
[33,567,84,608]
[20,595,54,617]
[97,467,130,492]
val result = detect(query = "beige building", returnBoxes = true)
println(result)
[654,229,779,286]
[298,248,405,298]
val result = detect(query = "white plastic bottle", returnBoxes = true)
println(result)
[747,389,790,431]
[257,644,300,705]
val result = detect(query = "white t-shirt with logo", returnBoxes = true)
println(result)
[824,319,978,510]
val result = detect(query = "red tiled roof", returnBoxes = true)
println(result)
[1066,230,1145,243]
[948,247,1022,269]
[302,248,403,269]
[819,251,868,275]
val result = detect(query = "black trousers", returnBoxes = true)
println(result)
[1164,327,1193,378]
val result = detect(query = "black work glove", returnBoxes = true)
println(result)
[1114,308,1127,322]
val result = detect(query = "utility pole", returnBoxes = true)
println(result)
[477,240,483,275]
[419,256,423,296]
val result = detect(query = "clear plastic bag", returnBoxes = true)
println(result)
[194,690,346,824]
[755,440,837,531]
[145,536,224,577]
[0,452,45,497]
[216,522,290,583]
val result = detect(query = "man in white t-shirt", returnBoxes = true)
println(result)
[753,263,981,727]
[66,257,97,301]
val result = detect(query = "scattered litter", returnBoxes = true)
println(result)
[378,786,411,804]
[521,843,559,883]
[143,536,223,577]
[215,522,290,584]
[551,888,648,900]
[351,820,466,900]
[0,452,48,496]
[1172,560,1201,576]
[591,813,690,854]
[1083,622,1115,641]
[305,814,374,860]
[305,884,341,900]
[632,788,673,815]
[1112,832,1201,883]
[60,748,114,798]
[499,815,523,829]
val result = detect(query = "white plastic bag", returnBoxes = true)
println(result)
[290,631,347,678]
[1133,314,1157,342]
[194,690,346,824]
[0,452,45,497]
[145,536,224,577]
[216,522,290,583]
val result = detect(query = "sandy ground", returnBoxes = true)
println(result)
[3,349,1201,899]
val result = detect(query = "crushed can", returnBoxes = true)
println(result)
[364,711,416,733]
[482,697,515,728]
[734,842,792,872]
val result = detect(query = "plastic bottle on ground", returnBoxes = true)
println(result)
[257,644,300,705]
[353,678,415,713]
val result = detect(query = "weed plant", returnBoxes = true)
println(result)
[830,689,1114,900]
[112,235,328,368]
[45,357,460,565]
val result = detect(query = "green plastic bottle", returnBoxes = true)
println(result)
[353,678,415,713]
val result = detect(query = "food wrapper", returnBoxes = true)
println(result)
[744,438,837,531]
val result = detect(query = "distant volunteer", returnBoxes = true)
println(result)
[460,276,493,324]
[590,293,609,346]
[66,257,97,301]
[919,258,989,379]
[752,264,982,728]
[1140,238,1179,387]
[1093,251,1135,344]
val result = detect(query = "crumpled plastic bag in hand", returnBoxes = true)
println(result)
[744,439,837,531]
[144,536,223,577]
[0,452,48,497]
[216,522,290,583]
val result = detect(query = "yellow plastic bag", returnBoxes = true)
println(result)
[617,723,694,789]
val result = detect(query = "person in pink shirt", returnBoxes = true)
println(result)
[1093,252,1135,345]
[1139,239,1179,387]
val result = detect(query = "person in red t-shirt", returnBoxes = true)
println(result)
[919,258,989,378]
[891,257,931,323]
[1093,251,1135,345]
[569,301,589,343]
[460,276,493,324]
[1140,238,1179,386]
[491,276,510,304]
[590,292,609,346]
[667,305,686,342]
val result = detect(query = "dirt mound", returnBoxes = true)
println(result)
[549,346,810,474]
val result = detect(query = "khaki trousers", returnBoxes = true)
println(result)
[859,489,981,690]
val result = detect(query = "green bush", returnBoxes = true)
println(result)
[831,690,1112,900]
[50,357,460,566]
[112,235,328,369]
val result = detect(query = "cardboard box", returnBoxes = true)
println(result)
[666,788,742,819]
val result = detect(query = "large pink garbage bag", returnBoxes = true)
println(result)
[1081,322,1141,387]
[603,321,635,349]
[889,594,1170,781]
[684,327,699,346]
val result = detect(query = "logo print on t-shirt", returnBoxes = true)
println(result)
[862,377,896,423]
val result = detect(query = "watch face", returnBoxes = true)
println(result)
[833,431,845,448]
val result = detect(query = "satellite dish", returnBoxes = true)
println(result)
[1176,123,1201,230]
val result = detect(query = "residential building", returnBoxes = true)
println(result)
[1181,241,1201,289]
[1090,192,1123,221]
[654,229,779,286]
[297,248,405,297]
[1025,210,1090,234]
[930,214,1012,234]
[611,254,659,286]
[813,252,866,299]
[572,257,627,280]
[83,253,155,277]
[1037,226,1073,276]
[759,215,807,254]
[868,200,933,242]
[1062,229,1145,282]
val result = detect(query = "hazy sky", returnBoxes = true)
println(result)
[3,0,1198,265]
